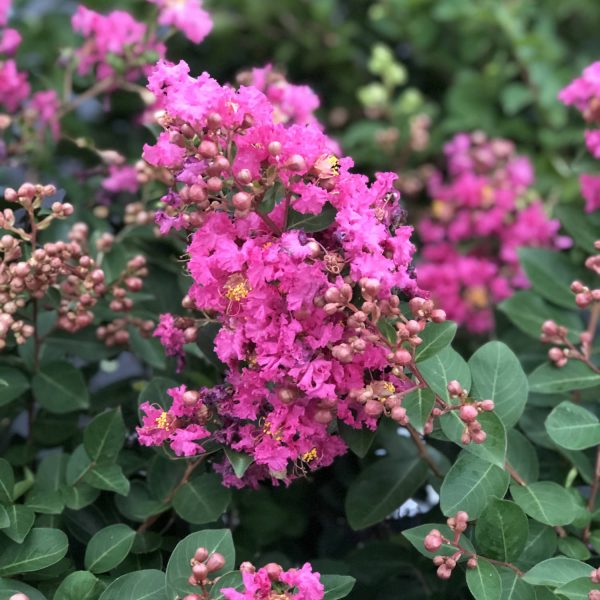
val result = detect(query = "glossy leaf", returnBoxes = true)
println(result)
[510,482,577,527]
[466,559,502,600]
[172,473,232,525]
[0,528,68,576]
[32,362,89,413]
[545,401,600,450]
[414,321,457,362]
[84,524,136,574]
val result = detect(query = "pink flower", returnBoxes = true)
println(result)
[102,165,139,193]
[586,130,600,158]
[0,59,30,112]
[0,0,10,27]
[29,90,61,140]
[559,62,600,115]
[581,174,600,213]
[149,0,213,44]
[154,313,186,370]
[0,28,20,54]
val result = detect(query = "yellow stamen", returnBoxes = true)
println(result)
[382,382,395,394]
[263,420,283,441]
[481,185,494,207]
[464,285,489,309]
[301,448,318,463]
[224,274,251,302]
[155,411,169,430]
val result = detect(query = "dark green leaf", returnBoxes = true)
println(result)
[418,346,471,403]
[98,569,167,600]
[224,448,254,479]
[1,504,35,543]
[402,523,476,559]
[475,498,529,562]
[54,570,104,600]
[0,528,68,576]
[0,578,47,600]
[257,182,284,214]
[209,571,244,599]
[0,458,14,504]
[403,388,435,431]
[84,463,130,496]
[345,455,428,530]
[84,524,136,574]
[528,361,600,394]
[0,366,29,407]
[32,362,89,413]
[414,321,457,362]
[321,575,356,600]
[286,202,336,232]
[84,408,126,462]
[172,473,231,525]
[338,422,376,458]
[510,482,577,526]
[128,327,166,370]
[466,559,502,600]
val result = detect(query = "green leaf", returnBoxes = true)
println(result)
[172,473,231,525]
[166,529,234,598]
[257,182,284,214]
[497,567,536,600]
[98,569,167,600]
[440,452,509,519]
[469,341,528,428]
[556,577,599,600]
[440,409,507,467]
[557,537,591,561]
[84,524,136,574]
[506,430,539,485]
[555,204,600,254]
[402,523,476,559]
[32,361,89,413]
[0,578,48,600]
[475,498,528,562]
[499,291,583,343]
[345,455,428,530]
[209,571,244,599]
[25,488,64,515]
[403,388,435,431]
[0,366,29,407]
[0,458,14,504]
[61,483,100,510]
[510,482,577,526]
[115,481,168,522]
[418,346,471,403]
[518,248,582,309]
[0,528,68,576]
[529,361,600,394]
[522,557,591,587]
[545,401,600,450]
[138,377,178,413]
[377,317,397,345]
[414,321,457,362]
[84,463,130,496]
[66,444,92,486]
[84,408,126,462]
[0,506,8,529]
[224,448,254,479]
[128,327,166,370]
[54,570,104,600]
[338,422,377,458]
[286,202,336,232]
[466,559,502,600]
[1,504,35,543]
[515,522,557,572]
[321,575,356,600]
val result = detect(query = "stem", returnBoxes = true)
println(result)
[583,445,600,543]
[137,459,203,534]
[406,423,443,478]
[505,462,527,486]
[454,541,524,577]
[58,77,118,118]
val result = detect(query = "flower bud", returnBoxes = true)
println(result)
[447,380,463,397]
[199,140,218,158]
[286,154,306,172]
[467,557,478,569]
[314,409,333,424]
[205,552,226,572]
[268,141,282,156]
[479,399,494,412]
[430,309,446,323]
[232,192,252,211]
[9,595,30,600]
[236,169,253,185]
[192,563,208,582]
[423,529,443,552]
[459,404,478,423]
[364,399,384,417]
[183,390,199,407]
[265,562,283,582]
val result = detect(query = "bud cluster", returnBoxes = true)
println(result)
[185,546,226,593]
[423,512,477,580]
[0,182,152,350]
[541,241,600,374]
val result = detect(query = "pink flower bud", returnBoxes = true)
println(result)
[467,558,478,569]
[199,140,218,158]
[459,404,478,423]
[232,192,252,211]
[240,561,256,574]
[391,406,408,424]
[286,154,307,172]
[205,552,226,573]
[268,141,282,156]
[265,562,283,581]
[480,399,494,412]
[192,563,208,582]
[4,188,17,202]
[393,349,412,365]
[364,399,384,417]
[206,177,223,193]
[236,169,253,185]
[541,320,558,336]
[471,430,487,444]
[9,594,30,600]
[332,343,353,363]
[447,380,463,397]
[436,565,452,580]
[571,280,585,293]
[548,347,564,362]
[431,309,446,323]
[183,391,199,407]
[423,529,443,552]
[314,409,334,424]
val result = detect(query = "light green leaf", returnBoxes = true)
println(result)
[403,388,435,431]
[469,341,528,428]
[522,557,591,588]
[510,482,577,526]
[545,401,600,450]
[418,346,471,403]
[224,448,254,479]
[528,362,600,394]
[209,571,244,599]
[54,570,104,600]
[402,523,476,559]
[414,321,457,362]
[556,577,599,600]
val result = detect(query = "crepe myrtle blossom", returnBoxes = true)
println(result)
[71,5,165,80]
[135,59,490,487]
[560,62,600,212]
[148,0,213,45]
[417,131,564,332]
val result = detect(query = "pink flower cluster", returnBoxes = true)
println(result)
[417,132,562,333]
[559,62,600,212]
[148,0,212,45]
[71,5,165,80]
[136,60,442,487]
[0,0,28,113]
[222,562,324,600]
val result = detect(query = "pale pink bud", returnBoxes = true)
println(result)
[199,140,218,158]
[431,309,446,323]
[447,380,463,397]
[268,141,282,156]
[423,529,442,552]
[480,399,494,412]
[265,562,283,581]
[205,552,226,573]
[192,563,208,582]
[459,404,478,423]
[436,565,452,580]
[364,399,384,417]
